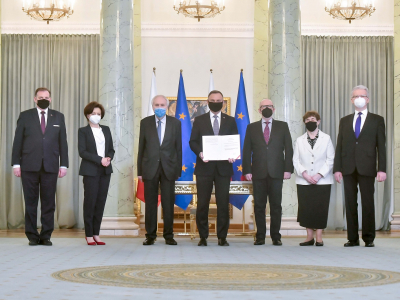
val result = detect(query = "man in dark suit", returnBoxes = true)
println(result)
[12,87,69,246]
[243,99,293,246]
[189,90,238,246]
[137,95,182,246]
[334,85,386,248]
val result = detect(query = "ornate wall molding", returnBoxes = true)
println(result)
[302,24,394,36]
[1,22,394,37]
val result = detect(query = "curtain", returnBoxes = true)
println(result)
[0,34,99,229]
[302,36,394,230]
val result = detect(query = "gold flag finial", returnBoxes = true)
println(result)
[241,69,243,72]
[210,69,213,73]
[180,69,183,73]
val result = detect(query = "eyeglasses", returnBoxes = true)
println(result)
[260,105,274,109]
[351,95,368,99]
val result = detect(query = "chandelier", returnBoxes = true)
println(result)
[22,0,75,24]
[325,0,376,24]
[173,1,225,22]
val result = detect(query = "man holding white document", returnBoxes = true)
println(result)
[189,90,239,247]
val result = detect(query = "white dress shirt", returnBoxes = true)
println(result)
[209,111,221,128]
[352,108,368,132]
[155,115,166,144]
[13,107,67,169]
[261,118,273,133]
[37,107,49,126]
[91,127,106,158]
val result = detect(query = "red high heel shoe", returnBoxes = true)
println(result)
[85,237,96,246]
[93,237,106,245]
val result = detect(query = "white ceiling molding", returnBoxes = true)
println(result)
[141,23,254,38]
[302,25,394,36]
[1,23,101,34]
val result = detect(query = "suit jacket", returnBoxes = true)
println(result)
[333,112,386,177]
[293,131,335,185]
[242,119,293,179]
[137,115,182,181]
[11,108,69,173]
[189,112,238,177]
[78,125,115,176]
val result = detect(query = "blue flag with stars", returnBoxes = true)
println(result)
[174,72,196,210]
[230,71,250,209]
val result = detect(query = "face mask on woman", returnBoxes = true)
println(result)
[89,115,101,124]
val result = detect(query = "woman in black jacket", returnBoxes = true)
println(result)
[78,102,114,245]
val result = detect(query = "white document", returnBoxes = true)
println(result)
[202,134,241,161]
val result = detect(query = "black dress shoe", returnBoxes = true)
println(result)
[315,241,324,247]
[143,238,155,245]
[28,239,39,246]
[365,242,375,247]
[299,239,315,246]
[344,240,360,247]
[272,240,282,246]
[198,238,207,246]
[218,238,229,246]
[39,239,52,246]
[165,238,177,245]
[254,239,265,245]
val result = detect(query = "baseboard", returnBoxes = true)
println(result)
[100,217,139,236]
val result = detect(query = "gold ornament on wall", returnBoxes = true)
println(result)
[22,0,75,24]
[173,0,226,22]
[325,0,376,24]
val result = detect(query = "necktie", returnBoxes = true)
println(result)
[41,111,46,134]
[157,120,162,144]
[355,112,362,139]
[264,121,270,144]
[213,115,219,135]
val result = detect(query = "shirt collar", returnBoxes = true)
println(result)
[37,107,49,115]
[155,115,166,123]
[210,111,221,119]
[354,108,368,116]
[262,117,273,124]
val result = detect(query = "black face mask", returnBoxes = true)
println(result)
[37,99,50,109]
[305,121,318,132]
[261,107,273,118]
[208,101,223,113]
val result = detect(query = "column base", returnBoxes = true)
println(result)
[391,215,400,230]
[100,217,139,236]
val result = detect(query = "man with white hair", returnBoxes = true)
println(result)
[137,95,182,246]
[333,85,386,248]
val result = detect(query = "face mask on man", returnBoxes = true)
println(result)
[261,107,273,118]
[305,121,318,132]
[89,115,101,124]
[37,99,50,109]
[208,102,223,113]
[354,97,366,108]
[154,108,166,118]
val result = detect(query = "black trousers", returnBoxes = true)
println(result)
[21,165,58,241]
[83,166,111,237]
[343,170,376,243]
[196,173,230,239]
[253,176,283,241]
[144,163,175,240]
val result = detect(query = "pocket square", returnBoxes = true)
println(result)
[53,125,60,127]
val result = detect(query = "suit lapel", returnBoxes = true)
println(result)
[267,119,277,144]
[302,133,313,154]
[357,113,371,140]
[257,120,267,145]
[152,116,162,147]
[205,113,214,135]
[161,117,170,147]
[219,114,227,135]
[100,125,109,154]
[45,109,55,135]
[312,131,324,153]
[31,108,43,135]
[86,125,97,150]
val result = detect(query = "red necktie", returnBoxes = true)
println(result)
[264,121,270,144]
[41,111,46,134]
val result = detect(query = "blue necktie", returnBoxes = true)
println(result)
[157,120,162,144]
[355,112,362,139]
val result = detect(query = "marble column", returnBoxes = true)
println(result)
[99,0,139,235]
[267,0,304,234]
[253,0,269,117]
[392,0,400,230]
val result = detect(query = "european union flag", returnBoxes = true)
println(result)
[174,72,196,209]
[230,71,250,209]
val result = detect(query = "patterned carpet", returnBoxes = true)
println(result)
[52,264,400,291]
